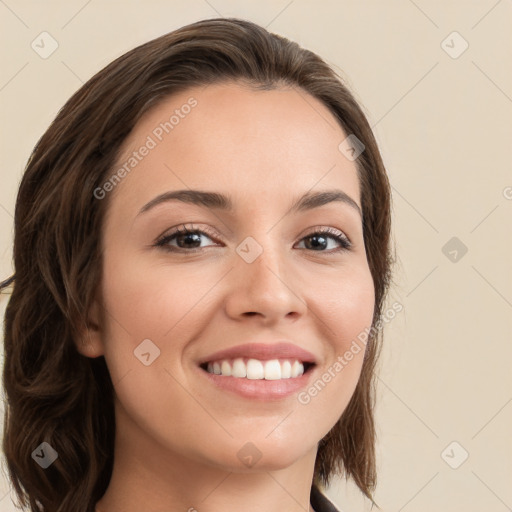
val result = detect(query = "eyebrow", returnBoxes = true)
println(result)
[137,188,362,218]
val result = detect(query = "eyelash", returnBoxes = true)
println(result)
[154,224,352,254]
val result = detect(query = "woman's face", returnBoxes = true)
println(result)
[84,82,375,472]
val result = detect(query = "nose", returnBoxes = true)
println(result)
[224,240,308,325]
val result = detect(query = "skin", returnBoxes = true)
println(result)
[78,82,375,512]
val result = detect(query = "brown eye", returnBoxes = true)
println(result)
[155,225,219,252]
[296,228,351,253]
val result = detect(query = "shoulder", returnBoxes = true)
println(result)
[310,484,343,512]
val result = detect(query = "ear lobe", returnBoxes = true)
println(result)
[75,296,105,358]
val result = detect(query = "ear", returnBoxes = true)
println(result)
[74,294,105,359]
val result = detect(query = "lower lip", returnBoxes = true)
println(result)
[196,364,316,401]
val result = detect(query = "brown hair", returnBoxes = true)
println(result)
[1,17,393,512]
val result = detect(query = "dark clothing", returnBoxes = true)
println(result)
[310,485,341,512]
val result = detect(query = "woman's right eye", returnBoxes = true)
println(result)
[154,225,220,252]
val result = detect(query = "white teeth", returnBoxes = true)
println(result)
[291,360,304,377]
[247,359,264,379]
[205,358,306,379]
[221,360,231,376]
[232,358,246,378]
[281,360,292,379]
[264,360,281,380]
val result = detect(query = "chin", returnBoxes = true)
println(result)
[217,438,313,473]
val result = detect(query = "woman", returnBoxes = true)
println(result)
[1,18,394,512]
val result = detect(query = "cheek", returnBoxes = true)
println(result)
[98,249,224,391]
[305,264,375,407]
[101,251,211,340]
[316,263,375,348]
[97,253,209,432]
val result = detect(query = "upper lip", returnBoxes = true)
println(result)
[198,342,317,365]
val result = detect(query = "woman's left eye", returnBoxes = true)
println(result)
[296,228,352,252]
[154,225,352,253]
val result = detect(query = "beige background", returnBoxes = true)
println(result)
[1,1,511,511]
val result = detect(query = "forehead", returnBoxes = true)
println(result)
[107,82,361,219]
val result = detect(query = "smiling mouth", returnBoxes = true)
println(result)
[199,358,316,380]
